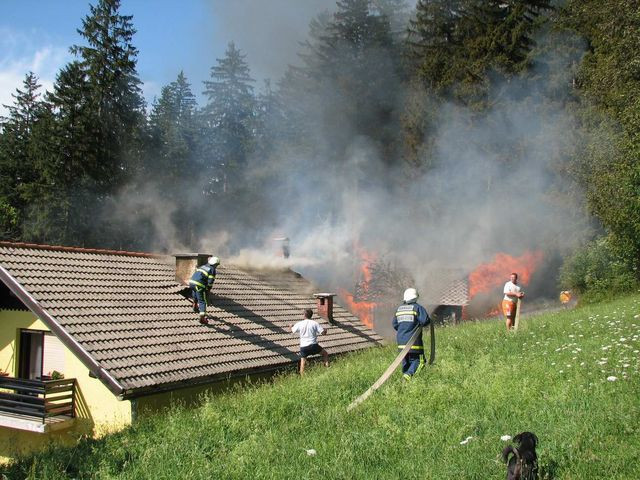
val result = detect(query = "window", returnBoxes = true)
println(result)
[18,330,66,380]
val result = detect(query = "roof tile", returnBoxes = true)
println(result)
[0,243,382,395]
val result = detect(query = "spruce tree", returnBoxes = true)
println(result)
[70,0,144,189]
[297,0,402,164]
[202,42,256,193]
[0,72,48,240]
[149,71,198,184]
[62,0,145,247]
[146,71,200,245]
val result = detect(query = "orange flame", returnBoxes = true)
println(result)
[339,288,376,328]
[339,245,377,328]
[468,251,544,299]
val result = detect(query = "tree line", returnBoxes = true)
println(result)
[0,0,638,297]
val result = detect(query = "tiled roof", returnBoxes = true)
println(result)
[0,242,382,397]
[422,269,469,306]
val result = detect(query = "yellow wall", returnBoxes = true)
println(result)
[0,310,132,461]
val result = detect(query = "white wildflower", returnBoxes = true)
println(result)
[306,449,317,456]
[501,435,512,441]
[607,376,618,381]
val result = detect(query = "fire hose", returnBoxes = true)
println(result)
[347,321,435,411]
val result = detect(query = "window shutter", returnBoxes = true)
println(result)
[43,333,66,376]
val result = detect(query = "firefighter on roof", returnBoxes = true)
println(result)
[392,287,431,380]
[189,256,220,325]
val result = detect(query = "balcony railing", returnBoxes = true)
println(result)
[0,376,76,424]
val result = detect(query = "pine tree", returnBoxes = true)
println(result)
[371,0,411,41]
[60,0,146,247]
[145,71,200,245]
[298,0,403,164]
[407,0,552,98]
[0,72,48,240]
[202,42,256,193]
[24,61,97,244]
[149,71,198,183]
[406,0,465,91]
[70,0,144,189]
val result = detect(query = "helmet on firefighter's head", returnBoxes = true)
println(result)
[208,256,220,266]
[403,288,418,303]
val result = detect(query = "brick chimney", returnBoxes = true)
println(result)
[313,293,336,324]
[174,253,211,285]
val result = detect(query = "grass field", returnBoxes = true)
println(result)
[4,295,640,479]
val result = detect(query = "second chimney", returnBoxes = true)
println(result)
[174,253,211,285]
[314,293,336,324]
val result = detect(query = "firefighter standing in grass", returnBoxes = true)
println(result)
[502,272,524,330]
[189,256,220,325]
[393,288,431,380]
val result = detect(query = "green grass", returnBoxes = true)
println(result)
[5,295,640,479]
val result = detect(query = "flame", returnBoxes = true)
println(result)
[339,288,376,328]
[339,245,377,328]
[468,251,544,299]
[464,251,544,318]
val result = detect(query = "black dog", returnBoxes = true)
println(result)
[502,432,539,480]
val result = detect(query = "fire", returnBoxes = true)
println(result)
[464,250,544,318]
[339,288,376,328]
[340,245,377,328]
[468,250,544,299]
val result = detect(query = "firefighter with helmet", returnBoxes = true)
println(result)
[189,256,220,325]
[392,287,431,380]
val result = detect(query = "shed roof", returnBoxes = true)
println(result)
[0,242,382,398]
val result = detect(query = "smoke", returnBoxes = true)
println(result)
[205,0,338,82]
[105,3,591,313]
[239,25,592,302]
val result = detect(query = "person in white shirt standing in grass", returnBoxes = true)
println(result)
[502,272,524,331]
[291,308,329,375]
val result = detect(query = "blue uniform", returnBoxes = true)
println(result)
[189,264,217,314]
[392,301,431,376]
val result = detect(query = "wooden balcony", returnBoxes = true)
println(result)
[0,377,76,433]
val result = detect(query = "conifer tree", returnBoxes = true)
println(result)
[294,0,403,164]
[149,71,198,184]
[70,0,145,192]
[33,61,97,243]
[202,42,256,193]
[0,72,48,240]
[145,71,200,245]
[54,0,146,247]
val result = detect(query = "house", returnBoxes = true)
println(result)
[0,242,382,460]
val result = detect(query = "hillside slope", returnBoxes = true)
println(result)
[5,296,640,479]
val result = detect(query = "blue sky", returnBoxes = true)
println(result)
[0,0,335,114]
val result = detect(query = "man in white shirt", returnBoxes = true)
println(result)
[291,308,329,375]
[502,272,524,330]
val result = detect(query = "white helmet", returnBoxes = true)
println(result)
[403,288,418,303]
[208,256,220,266]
